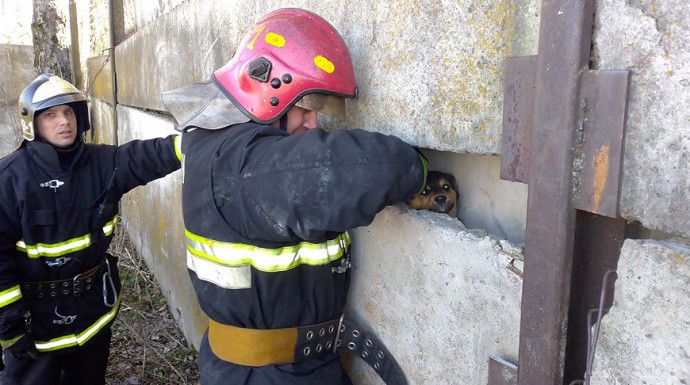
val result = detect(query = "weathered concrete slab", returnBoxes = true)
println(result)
[126,0,186,32]
[590,238,690,384]
[88,97,116,145]
[115,0,540,154]
[0,45,34,106]
[117,105,207,348]
[593,0,690,237]
[0,105,21,157]
[347,206,523,384]
[86,55,114,104]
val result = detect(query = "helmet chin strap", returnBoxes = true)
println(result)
[279,114,288,132]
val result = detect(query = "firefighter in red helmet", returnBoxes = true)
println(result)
[162,8,426,385]
[0,74,181,384]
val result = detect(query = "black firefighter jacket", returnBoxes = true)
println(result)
[0,136,181,353]
[181,123,426,380]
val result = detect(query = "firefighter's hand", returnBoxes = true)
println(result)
[6,334,39,360]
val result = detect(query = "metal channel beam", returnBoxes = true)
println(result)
[501,56,537,184]
[517,1,596,384]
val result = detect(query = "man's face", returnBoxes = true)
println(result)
[272,106,318,135]
[34,104,78,147]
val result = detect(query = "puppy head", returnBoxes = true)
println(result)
[406,171,458,215]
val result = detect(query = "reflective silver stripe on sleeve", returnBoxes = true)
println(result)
[186,250,251,289]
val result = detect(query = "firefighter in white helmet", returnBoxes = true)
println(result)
[0,74,181,384]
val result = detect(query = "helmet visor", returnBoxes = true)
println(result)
[161,80,251,131]
[295,94,347,122]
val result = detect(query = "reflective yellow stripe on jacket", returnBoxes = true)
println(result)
[15,215,118,258]
[35,294,121,352]
[185,230,351,289]
[174,135,182,162]
[0,285,22,308]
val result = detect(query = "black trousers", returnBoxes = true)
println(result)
[0,328,111,385]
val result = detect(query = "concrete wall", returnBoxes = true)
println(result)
[594,0,690,238]
[591,239,690,384]
[0,44,34,157]
[348,207,523,384]
[115,104,208,349]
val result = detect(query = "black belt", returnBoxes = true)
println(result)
[20,260,107,299]
[319,318,408,385]
[209,315,409,385]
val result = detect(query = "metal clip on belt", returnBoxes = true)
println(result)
[20,260,106,300]
[208,316,408,385]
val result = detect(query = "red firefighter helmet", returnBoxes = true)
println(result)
[213,8,357,124]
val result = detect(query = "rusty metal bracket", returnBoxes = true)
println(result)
[501,67,629,211]
[488,356,518,385]
[572,70,630,218]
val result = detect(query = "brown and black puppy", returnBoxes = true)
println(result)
[406,171,459,217]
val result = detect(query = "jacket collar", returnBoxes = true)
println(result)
[26,139,86,173]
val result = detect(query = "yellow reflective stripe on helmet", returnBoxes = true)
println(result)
[35,294,121,352]
[16,215,118,258]
[0,285,22,308]
[174,135,182,162]
[185,230,350,272]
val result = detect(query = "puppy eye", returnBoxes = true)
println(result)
[443,184,450,190]
[421,189,429,196]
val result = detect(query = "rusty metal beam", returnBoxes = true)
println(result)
[517,1,596,384]
[501,56,537,184]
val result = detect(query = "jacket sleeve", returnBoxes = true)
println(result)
[0,196,30,347]
[113,134,182,194]
[240,128,427,241]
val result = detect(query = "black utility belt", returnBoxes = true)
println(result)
[20,260,107,300]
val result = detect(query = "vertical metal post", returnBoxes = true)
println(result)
[108,0,124,145]
[68,0,82,88]
[517,1,595,384]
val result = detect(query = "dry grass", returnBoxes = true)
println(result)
[106,221,200,385]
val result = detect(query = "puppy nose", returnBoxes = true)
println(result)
[435,195,446,204]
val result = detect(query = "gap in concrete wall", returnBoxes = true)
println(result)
[625,221,690,248]
[421,149,528,246]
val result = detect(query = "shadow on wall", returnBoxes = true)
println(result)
[421,149,528,245]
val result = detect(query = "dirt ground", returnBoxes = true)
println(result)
[106,223,200,385]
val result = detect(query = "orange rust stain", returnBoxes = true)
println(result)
[592,146,610,213]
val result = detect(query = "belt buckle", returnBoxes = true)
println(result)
[72,272,83,297]
[333,314,345,354]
